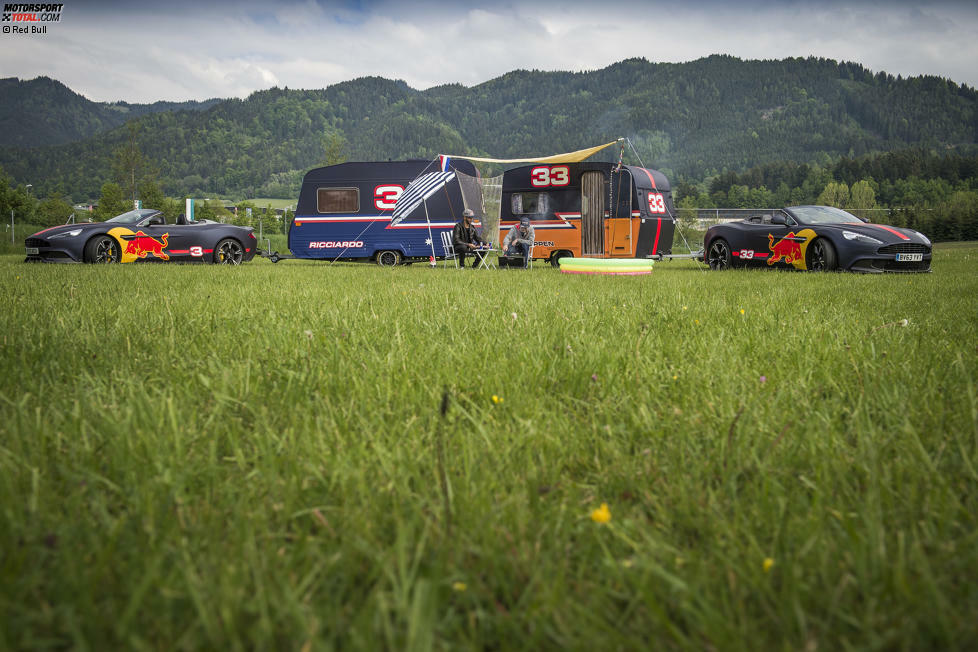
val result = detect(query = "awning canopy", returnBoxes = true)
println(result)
[445,139,621,165]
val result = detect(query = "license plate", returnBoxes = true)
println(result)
[896,253,922,262]
[25,247,39,256]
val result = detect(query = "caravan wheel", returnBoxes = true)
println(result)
[377,250,401,267]
[550,250,573,268]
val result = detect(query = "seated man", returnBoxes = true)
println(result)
[452,208,487,268]
[502,217,535,268]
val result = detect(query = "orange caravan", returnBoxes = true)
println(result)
[497,162,677,266]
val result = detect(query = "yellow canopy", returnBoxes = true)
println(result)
[446,139,621,164]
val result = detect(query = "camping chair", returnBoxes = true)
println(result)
[440,231,458,268]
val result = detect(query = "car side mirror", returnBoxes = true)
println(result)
[771,214,786,226]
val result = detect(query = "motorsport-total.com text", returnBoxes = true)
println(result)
[2,3,63,22]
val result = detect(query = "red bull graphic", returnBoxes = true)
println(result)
[124,231,169,260]
[767,229,817,270]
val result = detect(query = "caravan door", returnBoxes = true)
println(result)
[606,169,633,257]
[581,171,604,255]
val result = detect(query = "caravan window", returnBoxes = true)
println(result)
[317,188,359,213]
[511,192,549,216]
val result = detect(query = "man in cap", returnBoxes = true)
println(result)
[451,208,487,268]
[502,216,535,268]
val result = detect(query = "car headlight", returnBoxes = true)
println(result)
[50,229,83,239]
[842,230,882,245]
[914,231,931,246]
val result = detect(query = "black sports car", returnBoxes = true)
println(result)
[704,206,932,273]
[25,209,258,264]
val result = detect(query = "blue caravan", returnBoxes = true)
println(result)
[289,159,480,265]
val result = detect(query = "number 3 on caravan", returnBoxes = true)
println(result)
[374,185,404,210]
[648,192,666,214]
[530,166,570,187]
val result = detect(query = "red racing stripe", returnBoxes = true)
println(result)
[844,222,910,241]
[636,167,662,254]
[637,167,658,190]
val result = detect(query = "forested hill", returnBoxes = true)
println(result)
[0,76,221,147]
[1,56,976,200]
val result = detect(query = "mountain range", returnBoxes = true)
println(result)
[1,56,976,200]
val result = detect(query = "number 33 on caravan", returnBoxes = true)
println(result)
[648,192,666,214]
[530,166,570,187]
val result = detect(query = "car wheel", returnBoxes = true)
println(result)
[807,238,838,271]
[377,250,401,266]
[214,238,244,264]
[707,238,732,270]
[84,235,121,263]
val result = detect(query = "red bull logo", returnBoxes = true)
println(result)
[125,231,169,260]
[768,232,803,265]
[767,229,817,270]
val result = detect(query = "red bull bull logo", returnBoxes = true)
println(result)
[767,229,817,270]
[124,231,169,260]
[768,232,803,265]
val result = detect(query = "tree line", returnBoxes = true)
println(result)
[1,56,975,203]
[4,147,977,243]
[674,149,978,241]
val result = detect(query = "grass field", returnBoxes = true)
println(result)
[1,245,977,650]
[248,198,297,210]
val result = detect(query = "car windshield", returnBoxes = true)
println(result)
[105,210,153,224]
[788,206,862,225]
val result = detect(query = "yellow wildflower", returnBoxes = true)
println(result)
[452,582,467,592]
[590,503,611,524]
[740,309,745,315]
[491,395,503,404]
[763,557,774,573]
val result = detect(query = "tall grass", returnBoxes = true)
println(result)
[0,222,47,256]
[1,245,976,649]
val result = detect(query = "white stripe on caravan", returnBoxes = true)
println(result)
[296,216,389,222]
[392,171,456,220]
[294,215,455,228]
[387,223,455,229]
[397,171,455,206]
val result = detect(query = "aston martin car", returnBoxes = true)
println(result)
[704,206,932,273]
[25,209,258,264]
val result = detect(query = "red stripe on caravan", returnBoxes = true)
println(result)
[637,168,662,254]
[637,167,658,190]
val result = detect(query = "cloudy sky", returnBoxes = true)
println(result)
[1,0,976,103]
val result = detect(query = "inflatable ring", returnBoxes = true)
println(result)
[558,257,655,275]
